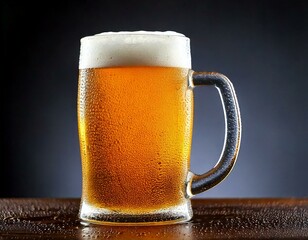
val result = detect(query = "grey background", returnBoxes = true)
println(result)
[2,0,307,198]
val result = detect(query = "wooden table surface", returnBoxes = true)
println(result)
[0,198,307,239]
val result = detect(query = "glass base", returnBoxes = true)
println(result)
[79,201,193,226]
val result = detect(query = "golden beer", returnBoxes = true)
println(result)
[77,31,241,225]
[78,66,193,213]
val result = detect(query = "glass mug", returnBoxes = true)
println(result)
[77,31,241,225]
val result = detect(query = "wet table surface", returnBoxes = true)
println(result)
[0,198,307,239]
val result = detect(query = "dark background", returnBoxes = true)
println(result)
[2,0,307,198]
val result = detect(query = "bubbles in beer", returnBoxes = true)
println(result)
[78,66,193,213]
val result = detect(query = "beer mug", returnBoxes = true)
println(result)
[77,31,241,225]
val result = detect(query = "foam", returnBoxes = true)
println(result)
[79,31,191,69]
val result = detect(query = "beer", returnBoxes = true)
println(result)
[77,31,242,225]
[78,66,193,213]
[78,31,194,222]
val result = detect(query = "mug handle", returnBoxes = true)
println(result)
[187,71,242,196]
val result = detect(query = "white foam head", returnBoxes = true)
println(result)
[79,31,191,69]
